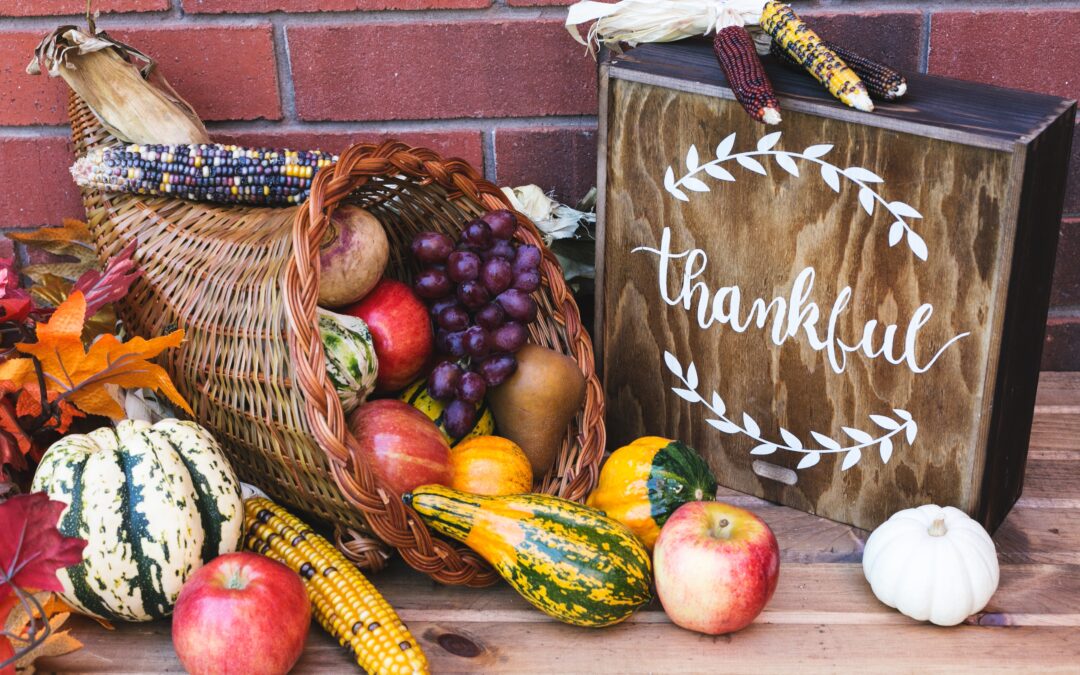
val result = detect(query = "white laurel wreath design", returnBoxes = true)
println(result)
[664,131,929,261]
[665,351,918,471]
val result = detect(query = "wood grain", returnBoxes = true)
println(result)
[597,44,1075,533]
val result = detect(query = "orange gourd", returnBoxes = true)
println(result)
[449,436,533,496]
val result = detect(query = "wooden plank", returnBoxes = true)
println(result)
[1030,413,1080,450]
[1034,371,1080,411]
[40,615,1080,674]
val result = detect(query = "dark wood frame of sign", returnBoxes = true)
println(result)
[595,38,1076,532]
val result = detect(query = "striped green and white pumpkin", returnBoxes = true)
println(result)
[30,419,243,622]
[318,307,378,413]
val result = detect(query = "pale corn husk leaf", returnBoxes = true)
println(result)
[501,185,596,244]
[8,220,96,264]
[123,387,179,424]
[22,262,95,285]
[566,0,769,52]
[27,27,209,144]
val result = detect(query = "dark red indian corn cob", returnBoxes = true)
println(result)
[769,39,907,101]
[713,25,782,125]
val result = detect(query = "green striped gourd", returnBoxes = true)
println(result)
[318,308,378,413]
[399,379,494,445]
[404,485,652,627]
[30,419,243,621]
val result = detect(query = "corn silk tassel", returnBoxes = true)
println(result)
[769,39,906,100]
[566,1,780,123]
[760,1,874,112]
[714,24,781,124]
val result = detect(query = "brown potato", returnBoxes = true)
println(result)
[488,344,586,477]
[318,205,389,308]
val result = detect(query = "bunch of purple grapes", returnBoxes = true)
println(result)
[410,209,542,437]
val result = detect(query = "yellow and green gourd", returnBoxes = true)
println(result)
[404,485,652,627]
[399,379,494,445]
[586,437,718,550]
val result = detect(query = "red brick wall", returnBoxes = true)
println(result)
[1,0,1078,367]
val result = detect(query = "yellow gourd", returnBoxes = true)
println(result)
[449,435,533,496]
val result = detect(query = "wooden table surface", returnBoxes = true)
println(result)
[39,373,1080,673]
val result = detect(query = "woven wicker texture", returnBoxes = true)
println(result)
[69,91,606,586]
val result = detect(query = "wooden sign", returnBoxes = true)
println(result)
[596,40,1076,532]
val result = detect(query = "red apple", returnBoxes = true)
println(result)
[172,552,311,675]
[344,278,432,392]
[348,399,451,496]
[653,501,780,635]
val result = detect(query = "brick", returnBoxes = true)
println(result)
[802,11,924,73]
[107,27,281,122]
[0,136,84,228]
[494,126,597,204]
[507,0,575,5]
[184,0,489,12]
[0,234,14,262]
[0,0,167,16]
[1051,218,1080,306]
[1042,314,1080,371]
[1,32,71,126]
[289,20,596,122]
[213,128,485,172]
[929,10,1080,101]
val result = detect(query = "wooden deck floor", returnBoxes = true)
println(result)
[39,372,1080,673]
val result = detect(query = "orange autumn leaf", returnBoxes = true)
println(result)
[0,292,192,420]
[14,389,84,435]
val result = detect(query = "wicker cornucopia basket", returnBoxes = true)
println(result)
[68,92,606,586]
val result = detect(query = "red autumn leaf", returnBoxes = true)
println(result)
[0,493,85,598]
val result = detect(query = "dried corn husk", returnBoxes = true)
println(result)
[567,0,770,54]
[27,26,209,144]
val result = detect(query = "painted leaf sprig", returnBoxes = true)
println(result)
[664,350,918,472]
[8,220,97,285]
[665,131,928,261]
[0,292,191,420]
[3,593,83,672]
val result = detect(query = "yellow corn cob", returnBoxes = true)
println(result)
[244,498,429,675]
[760,2,874,112]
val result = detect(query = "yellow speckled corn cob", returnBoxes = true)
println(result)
[761,1,874,112]
[244,497,429,675]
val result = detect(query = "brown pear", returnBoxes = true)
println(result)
[488,344,586,477]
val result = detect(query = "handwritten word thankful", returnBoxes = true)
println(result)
[633,227,969,375]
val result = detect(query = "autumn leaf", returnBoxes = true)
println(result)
[8,221,96,285]
[0,400,32,458]
[0,292,192,420]
[13,390,83,436]
[0,493,86,597]
[3,592,83,673]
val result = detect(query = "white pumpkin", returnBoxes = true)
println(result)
[863,505,999,626]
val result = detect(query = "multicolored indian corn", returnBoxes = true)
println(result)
[769,39,907,101]
[244,498,429,675]
[760,1,874,112]
[71,143,338,206]
[713,25,782,125]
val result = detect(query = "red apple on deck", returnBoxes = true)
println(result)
[344,278,432,392]
[348,399,451,496]
[653,501,780,635]
[172,552,310,675]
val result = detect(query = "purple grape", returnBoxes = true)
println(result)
[486,240,516,261]
[462,219,493,250]
[481,258,514,295]
[479,354,518,387]
[447,250,481,283]
[444,399,479,439]
[410,232,454,264]
[513,244,542,272]
[413,268,452,300]
[495,289,538,323]
[443,330,467,358]
[491,322,528,353]
[429,297,461,317]
[457,371,487,404]
[483,210,518,240]
[474,303,506,331]
[513,269,541,293]
[428,361,463,401]
[463,326,490,358]
[437,304,470,332]
[457,280,491,311]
